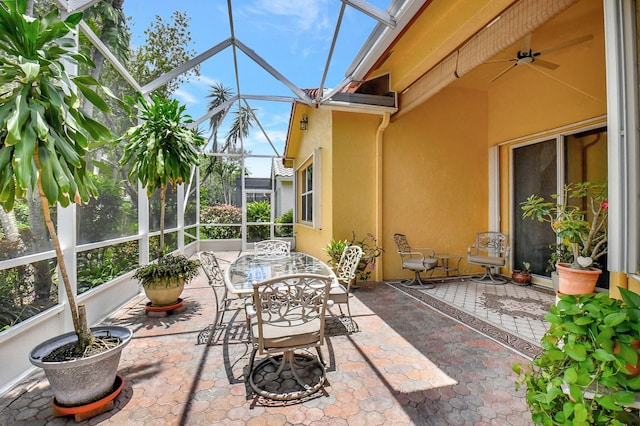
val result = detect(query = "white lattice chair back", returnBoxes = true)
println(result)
[335,245,363,285]
[254,239,291,257]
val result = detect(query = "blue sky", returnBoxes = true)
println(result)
[122,0,390,177]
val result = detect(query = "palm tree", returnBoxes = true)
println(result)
[202,84,257,201]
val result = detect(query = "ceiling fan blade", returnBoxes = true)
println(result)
[532,58,559,70]
[485,58,517,64]
[490,63,517,83]
[520,34,532,53]
[536,34,593,56]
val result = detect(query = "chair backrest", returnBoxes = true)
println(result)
[393,233,412,258]
[254,239,291,257]
[252,274,332,353]
[199,251,224,288]
[335,245,363,286]
[472,232,509,257]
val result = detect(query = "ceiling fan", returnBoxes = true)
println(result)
[488,33,593,83]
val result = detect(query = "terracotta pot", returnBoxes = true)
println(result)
[555,262,601,295]
[614,340,640,376]
[512,270,532,284]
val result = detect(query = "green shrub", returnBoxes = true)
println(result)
[275,209,293,237]
[200,204,242,239]
[246,201,271,241]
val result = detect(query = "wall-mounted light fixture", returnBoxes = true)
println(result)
[300,114,308,131]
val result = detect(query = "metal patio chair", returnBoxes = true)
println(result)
[393,233,438,289]
[467,232,510,284]
[328,245,363,332]
[245,273,333,401]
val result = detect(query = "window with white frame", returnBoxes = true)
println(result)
[297,148,321,228]
[300,163,313,223]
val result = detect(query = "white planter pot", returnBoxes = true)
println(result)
[29,326,132,406]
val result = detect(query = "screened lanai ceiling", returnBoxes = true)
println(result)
[57,0,423,177]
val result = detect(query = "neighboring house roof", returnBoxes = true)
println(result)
[272,158,293,178]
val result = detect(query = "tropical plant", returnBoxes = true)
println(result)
[521,182,607,270]
[0,0,114,350]
[132,254,200,288]
[324,232,384,281]
[323,239,350,267]
[513,288,640,425]
[120,92,205,256]
[120,92,204,290]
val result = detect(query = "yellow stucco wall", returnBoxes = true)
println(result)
[290,106,334,261]
[331,112,380,246]
[382,86,489,280]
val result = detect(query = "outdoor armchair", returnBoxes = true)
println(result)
[245,273,333,400]
[467,232,510,284]
[393,233,438,289]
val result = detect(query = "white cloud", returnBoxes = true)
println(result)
[174,88,199,105]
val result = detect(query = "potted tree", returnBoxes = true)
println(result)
[514,288,640,425]
[120,93,204,307]
[0,0,132,407]
[521,182,607,294]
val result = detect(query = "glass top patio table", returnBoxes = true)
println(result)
[224,252,335,295]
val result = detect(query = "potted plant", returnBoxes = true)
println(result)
[0,0,132,407]
[513,288,640,425]
[521,182,607,294]
[323,232,383,282]
[120,93,204,306]
[323,239,350,268]
[512,261,532,285]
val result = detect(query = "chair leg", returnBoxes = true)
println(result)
[471,266,507,284]
[401,270,435,289]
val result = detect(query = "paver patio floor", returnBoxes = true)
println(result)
[0,252,535,425]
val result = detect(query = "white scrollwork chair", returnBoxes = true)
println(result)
[393,233,438,289]
[467,232,510,284]
[199,251,229,328]
[245,273,333,400]
[328,245,363,331]
[254,239,291,257]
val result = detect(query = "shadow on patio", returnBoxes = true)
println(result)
[0,252,534,425]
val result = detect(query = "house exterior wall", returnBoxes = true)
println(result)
[382,86,489,280]
[290,107,334,260]
[330,111,380,252]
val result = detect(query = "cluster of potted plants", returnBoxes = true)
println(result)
[0,0,203,411]
[521,181,607,294]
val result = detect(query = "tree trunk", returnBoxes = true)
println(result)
[34,151,93,351]
[159,183,166,257]
[28,189,53,301]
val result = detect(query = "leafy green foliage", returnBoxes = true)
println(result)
[77,241,138,293]
[0,0,113,212]
[275,209,293,237]
[324,232,384,281]
[521,182,608,269]
[246,200,270,241]
[200,204,241,239]
[514,289,640,425]
[132,254,200,288]
[129,11,199,97]
[120,93,204,198]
